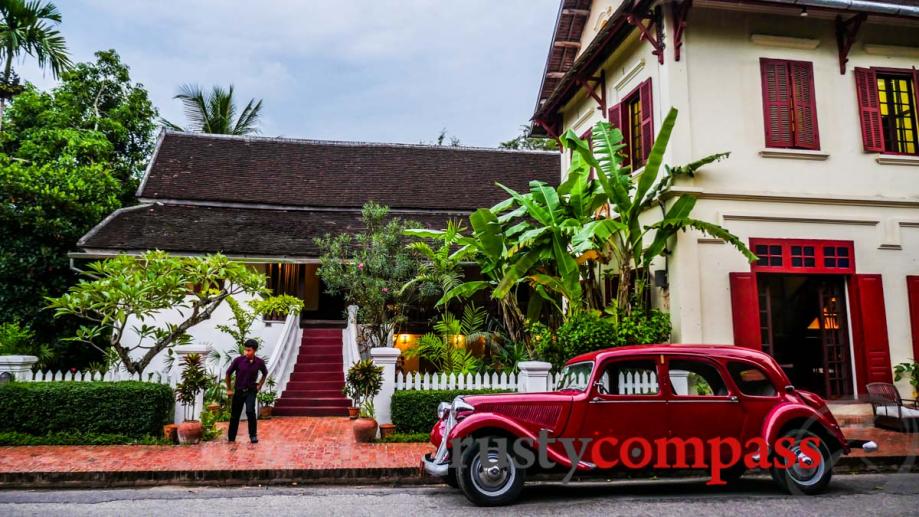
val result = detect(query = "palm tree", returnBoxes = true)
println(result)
[0,0,72,127]
[162,83,263,135]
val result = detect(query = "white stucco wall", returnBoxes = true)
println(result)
[553,2,919,396]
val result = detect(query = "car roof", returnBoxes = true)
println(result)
[566,344,775,365]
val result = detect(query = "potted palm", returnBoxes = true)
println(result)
[257,377,278,419]
[346,359,383,442]
[175,353,209,444]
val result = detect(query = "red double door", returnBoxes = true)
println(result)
[728,239,894,398]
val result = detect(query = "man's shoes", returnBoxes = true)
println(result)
[250,437,258,443]
[227,438,235,443]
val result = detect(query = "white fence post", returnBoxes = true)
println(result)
[0,355,38,381]
[370,347,401,427]
[173,344,212,424]
[517,361,552,393]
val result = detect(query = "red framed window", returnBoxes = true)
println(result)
[750,238,855,274]
[854,67,919,155]
[759,58,820,150]
[608,78,654,169]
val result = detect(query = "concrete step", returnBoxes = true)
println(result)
[293,362,342,372]
[272,406,349,417]
[279,388,345,398]
[301,329,341,338]
[298,345,341,354]
[285,381,345,391]
[290,371,341,383]
[275,397,351,408]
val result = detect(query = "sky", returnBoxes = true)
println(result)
[19,0,560,147]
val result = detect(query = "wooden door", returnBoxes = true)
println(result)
[816,280,853,399]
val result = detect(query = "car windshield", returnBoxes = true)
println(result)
[555,361,594,391]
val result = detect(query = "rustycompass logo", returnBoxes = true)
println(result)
[451,430,826,484]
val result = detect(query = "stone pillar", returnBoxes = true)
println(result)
[370,347,401,426]
[517,361,552,393]
[173,344,212,424]
[0,355,38,381]
[669,370,689,396]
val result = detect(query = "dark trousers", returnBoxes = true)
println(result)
[227,388,257,441]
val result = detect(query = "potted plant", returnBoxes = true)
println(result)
[175,353,209,444]
[342,383,360,419]
[346,359,383,442]
[257,377,278,419]
[894,361,919,399]
[379,422,397,439]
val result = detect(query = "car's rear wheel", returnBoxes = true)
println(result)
[456,436,526,506]
[770,428,836,495]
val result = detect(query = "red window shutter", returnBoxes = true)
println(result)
[907,276,919,362]
[639,78,654,163]
[760,59,793,148]
[849,274,894,394]
[854,67,884,152]
[789,61,820,150]
[608,103,622,132]
[729,272,761,351]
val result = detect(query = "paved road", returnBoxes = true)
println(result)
[0,473,916,516]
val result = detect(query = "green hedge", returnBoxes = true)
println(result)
[391,389,510,434]
[0,381,174,438]
[0,431,171,446]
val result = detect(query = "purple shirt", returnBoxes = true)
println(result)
[227,355,267,391]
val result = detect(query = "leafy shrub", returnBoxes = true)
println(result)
[535,310,673,369]
[391,389,511,434]
[0,381,174,438]
[0,431,170,446]
[377,432,430,443]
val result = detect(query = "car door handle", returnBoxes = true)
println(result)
[729,395,739,402]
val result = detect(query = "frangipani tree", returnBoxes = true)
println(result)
[47,251,268,375]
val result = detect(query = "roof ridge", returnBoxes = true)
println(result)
[161,129,558,156]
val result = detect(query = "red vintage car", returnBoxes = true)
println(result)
[422,344,877,506]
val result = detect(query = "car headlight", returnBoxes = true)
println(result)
[437,401,451,420]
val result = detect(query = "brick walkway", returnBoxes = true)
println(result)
[0,417,431,474]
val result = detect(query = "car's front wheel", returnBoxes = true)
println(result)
[456,436,526,506]
[771,428,836,495]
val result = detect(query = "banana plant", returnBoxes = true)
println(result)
[401,219,474,305]
[562,107,757,313]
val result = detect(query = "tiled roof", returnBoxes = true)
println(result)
[78,203,461,258]
[138,131,560,211]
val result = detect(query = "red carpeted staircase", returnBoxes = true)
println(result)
[274,327,350,417]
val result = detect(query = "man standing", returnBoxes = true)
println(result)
[226,339,268,443]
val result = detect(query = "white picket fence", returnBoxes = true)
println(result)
[394,369,658,394]
[22,368,174,386]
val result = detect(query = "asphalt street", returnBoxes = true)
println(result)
[0,473,916,516]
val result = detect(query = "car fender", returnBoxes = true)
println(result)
[447,412,581,470]
[762,403,845,450]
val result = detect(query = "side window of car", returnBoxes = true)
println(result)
[668,359,729,397]
[727,362,777,397]
[598,359,660,396]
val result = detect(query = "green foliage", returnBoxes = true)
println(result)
[894,361,919,389]
[175,353,208,421]
[391,389,511,434]
[536,309,673,369]
[47,251,268,374]
[3,50,158,201]
[317,202,422,350]
[0,50,157,370]
[199,406,222,441]
[560,109,755,313]
[402,219,474,303]
[0,431,170,446]
[0,320,51,366]
[252,294,304,319]
[162,83,262,135]
[404,305,489,374]
[377,432,430,443]
[0,0,71,84]
[0,381,173,437]
[498,125,558,151]
[345,359,384,411]
[257,376,278,407]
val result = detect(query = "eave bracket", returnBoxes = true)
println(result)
[836,13,867,75]
[626,6,665,65]
[672,0,692,62]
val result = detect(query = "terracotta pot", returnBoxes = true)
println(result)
[177,420,204,444]
[348,406,360,419]
[379,423,396,439]
[259,406,273,419]
[163,424,178,444]
[352,417,378,443]
[206,402,220,413]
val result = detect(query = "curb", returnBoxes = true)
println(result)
[0,457,914,489]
